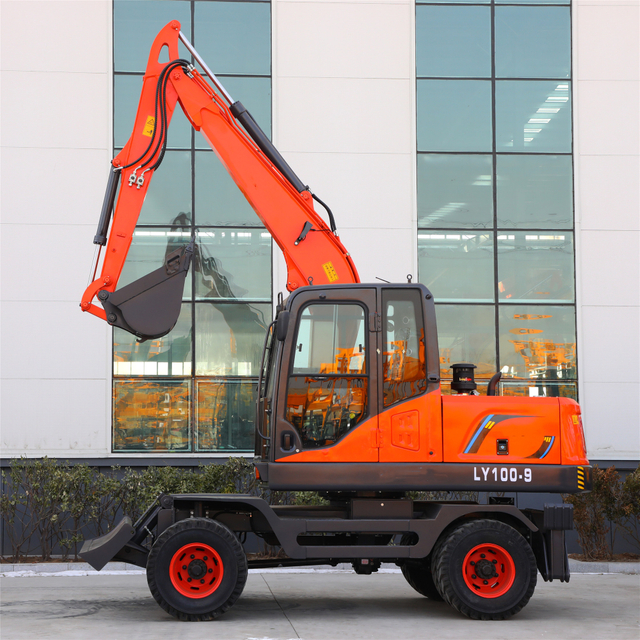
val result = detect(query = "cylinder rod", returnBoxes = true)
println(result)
[178,31,234,104]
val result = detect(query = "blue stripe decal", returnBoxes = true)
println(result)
[540,436,555,459]
[464,415,494,454]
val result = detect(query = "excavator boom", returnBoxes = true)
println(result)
[81,20,359,340]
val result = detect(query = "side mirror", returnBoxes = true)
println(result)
[276,311,289,341]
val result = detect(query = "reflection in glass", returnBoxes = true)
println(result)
[114,0,191,73]
[286,376,368,449]
[497,155,573,229]
[196,379,256,451]
[287,304,368,449]
[418,233,494,302]
[114,304,192,376]
[113,379,190,451]
[119,228,193,299]
[418,155,493,228]
[417,81,492,152]
[195,151,263,226]
[495,7,570,79]
[499,306,576,380]
[114,75,192,149]
[496,81,571,152]
[194,2,270,76]
[132,151,192,226]
[195,302,270,376]
[383,289,427,407]
[196,76,272,148]
[435,305,496,378]
[500,381,577,400]
[497,232,574,303]
[195,229,271,300]
[416,6,491,78]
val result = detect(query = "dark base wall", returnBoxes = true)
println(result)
[2,457,638,558]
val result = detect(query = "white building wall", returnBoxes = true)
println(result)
[1,0,113,457]
[573,0,640,461]
[0,0,638,462]
[272,0,417,287]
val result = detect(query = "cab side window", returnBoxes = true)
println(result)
[382,289,427,406]
[286,304,367,448]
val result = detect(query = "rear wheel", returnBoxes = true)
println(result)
[401,558,443,601]
[432,519,536,620]
[399,534,443,601]
[147,518,247,621]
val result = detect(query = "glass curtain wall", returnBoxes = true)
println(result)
[112,0,272,452]
[416,0,576,398]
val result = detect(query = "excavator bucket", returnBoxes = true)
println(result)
[98,241,194,341]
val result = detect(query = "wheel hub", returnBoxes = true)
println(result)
[169,542,224,599]
[462,543,515,599]
[187,558,207,579]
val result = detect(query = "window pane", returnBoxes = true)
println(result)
[499,305,576,380]
[292,305,366,375]
[286,376,368,448]
[497,155,573,229]
[113,379,190,451]
[119,151,192,226]
[114,0,191,73]
[418,81,492,152]
[497,232,575,303]
[194,229,271,300]
[382,289,427,407]
[195,302,270,376]
[418,0,490,3]
[119,229,193,299]
[195,151,263,226]
[115,75,191,149]
[418,233,494,302]
[194,2,270,76]
[496,0,569,4]
[418,154,493,228]
[435,304,496,378]
[196,76,271,148]
[196,379,256,451]
[114,304,192,377]
[416,6,491,78]
[496,81,571,152]
[500,381,577,400]
[495,7,571,79]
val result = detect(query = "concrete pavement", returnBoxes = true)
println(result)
[1,570,638,640]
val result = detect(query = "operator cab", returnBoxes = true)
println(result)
[255,284,442,483]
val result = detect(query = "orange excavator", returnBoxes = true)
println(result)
[80,21,591,623]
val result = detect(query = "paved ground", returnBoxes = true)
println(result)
[1,570,638,640]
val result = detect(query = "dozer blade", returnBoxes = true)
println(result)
[80,517,136,571]
[99,241,194,341]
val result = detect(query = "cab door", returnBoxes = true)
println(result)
[377,287,443,463]
[274,287,379,462]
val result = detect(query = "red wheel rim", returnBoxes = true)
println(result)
[169,542,224,599]
[462,543,515,598]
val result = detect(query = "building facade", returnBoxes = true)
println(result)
[1,0,638,469]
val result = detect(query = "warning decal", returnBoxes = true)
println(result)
[142,116,155,137]
[322,262,339,283]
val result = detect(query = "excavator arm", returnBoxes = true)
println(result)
[81,20,359,340]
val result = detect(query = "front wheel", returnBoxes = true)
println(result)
[147,518,248,621]
[432,519,536,620]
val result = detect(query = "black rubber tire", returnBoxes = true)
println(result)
[147,518,248,621]
[401,557,444,601]
[431,519,537,620]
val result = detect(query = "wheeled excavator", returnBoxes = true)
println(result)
[80,21,591,622]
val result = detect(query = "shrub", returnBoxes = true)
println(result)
[564,465,640,560]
